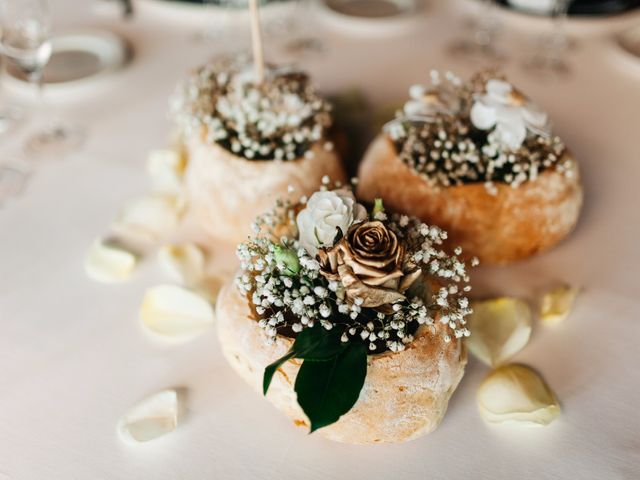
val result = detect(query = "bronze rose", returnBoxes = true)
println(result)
[317,221,422,311]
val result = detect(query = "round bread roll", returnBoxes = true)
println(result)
[185,133,346,245]
[216,281,467,445]
[357,134,583,265]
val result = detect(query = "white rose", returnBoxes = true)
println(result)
[296,189,367,256]
[470,79,550,151]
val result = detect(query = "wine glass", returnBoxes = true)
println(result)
[523,0,573,76]
[0,0,84,156]
[448,0,506,64]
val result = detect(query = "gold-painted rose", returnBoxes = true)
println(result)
[317,220,422,311]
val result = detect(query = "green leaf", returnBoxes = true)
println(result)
[293,324,345,361]
[263,325,345,395]
[372,198,385,216]
[294,342,367,433]
[263,350,296,395]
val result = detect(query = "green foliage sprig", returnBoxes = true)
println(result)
[263,324,367,433]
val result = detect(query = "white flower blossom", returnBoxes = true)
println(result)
[470,79,550,151]
[296,189,367,256]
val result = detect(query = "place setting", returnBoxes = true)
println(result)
[0,0,133,208]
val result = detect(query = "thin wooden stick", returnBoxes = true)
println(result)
[249,0,265,84]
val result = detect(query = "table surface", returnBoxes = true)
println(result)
[1,1,639,479]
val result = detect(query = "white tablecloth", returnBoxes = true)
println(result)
[1,1,639,478]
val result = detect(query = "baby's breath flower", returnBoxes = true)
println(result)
[236,188,474,352]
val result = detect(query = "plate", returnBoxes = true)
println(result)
[4,29,130,95]
[611,24,640,74]
[314,0,421,35]
[498,0,639,16]
[135,0,290,23]
[617,24,640,58]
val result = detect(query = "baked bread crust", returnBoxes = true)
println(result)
[357,134,583,265]
[216,281,467,445]
[185,134,346,245]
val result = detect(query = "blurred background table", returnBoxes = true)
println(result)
[0,0,639,478]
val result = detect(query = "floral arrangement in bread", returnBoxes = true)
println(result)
[170,56,346,244]
[215,179,474,444]
[357,71,583,265]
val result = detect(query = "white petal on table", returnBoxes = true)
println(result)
[158,243,206,287]
[147,149,186,195]
[140,284,214,339]
[465,298,532,367]
[84,239,137,283]
[540,285,580,325]
[477,364,560,427]
[113,194,183,243]
[118,389,179,444]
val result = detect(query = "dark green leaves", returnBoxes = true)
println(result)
[262,324,368,432]
[263,350,295,395]
[263,325,345,395]
[295,342,367,433]
[293,324,345,361]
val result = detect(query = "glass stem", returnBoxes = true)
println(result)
[550,0,570,58]
[476,0,497,49]
[30,70,51,128]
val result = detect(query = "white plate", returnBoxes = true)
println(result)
[4,29,130,96]
[135,0,295,24]
[617,24,640,59]
[611,24,640,75]
[314,0,422,36]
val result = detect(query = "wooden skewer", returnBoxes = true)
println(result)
[249,0,265,84]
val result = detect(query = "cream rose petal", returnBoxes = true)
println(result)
[404,99,430,117]
[296,189,361,256]
[470,101,497,130]
[540,285,579,325]
[494,104,528,147]
[84,239,137,283]
[158,243,205,287]
[522,104,550,134]
[486,79,513,101]
[466,298,532,366]
[113,194,183,243]
[477,364,560,427]
[118,390,179,443]
[147,149,186,195]
[140,285,214,339]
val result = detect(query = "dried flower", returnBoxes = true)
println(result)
[318,221,421,311]
[237,186,473,352]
